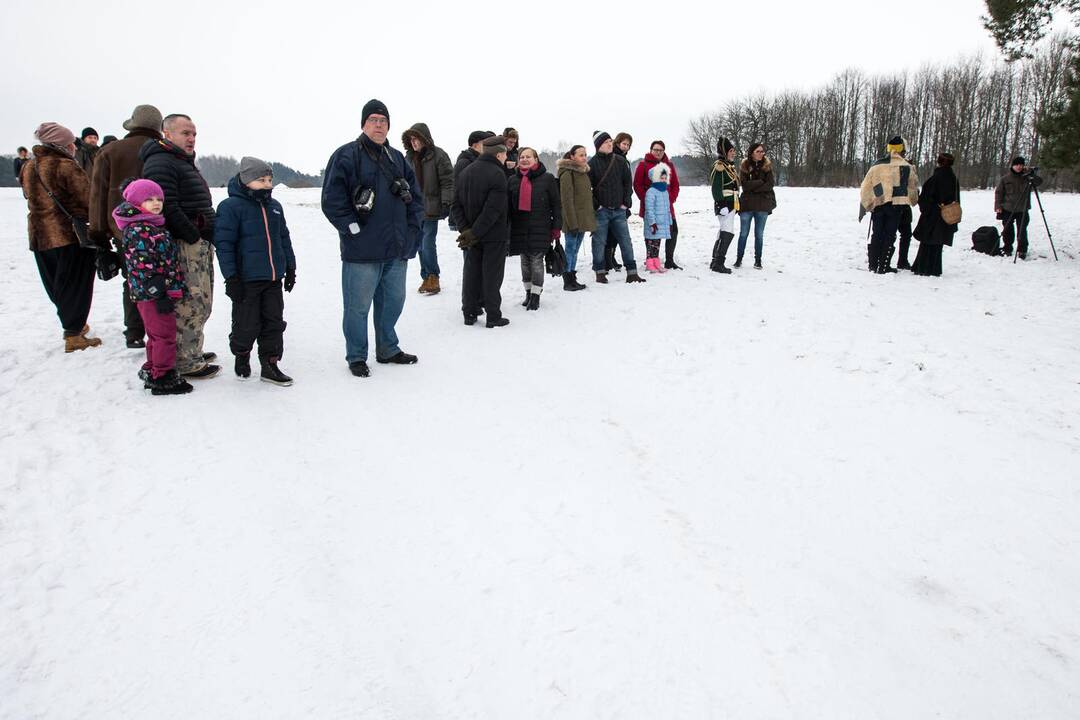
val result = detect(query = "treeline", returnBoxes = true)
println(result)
[197,155,322,188]
[684,34,1076,189]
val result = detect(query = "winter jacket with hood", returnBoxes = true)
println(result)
[113,201,187,301]
[402,123,455,220]
[738,157,777,213]
[507,162,561,255]
[89,127,163,243]
[557,158,597,234]
[644,177,672,241]
[214,174,297,282]
[321,133,425,263]
[20,144,90,252]
[913,166,959,246]
[588,151,633,210]
[634,153,681,216]
[994,168,1042,214]
[451,154,510,245]
[139,139,216,244]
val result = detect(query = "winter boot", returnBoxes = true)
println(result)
[625,270,646,283]
[734,254,743,268]
[656,259,667,274]
[754,257,762,269]
[149,370,194,396]
[605,244,622,272]
[428,276,441,294]
[521,288,531,307]
[664,238,682,269]
[563,272,582,291]
[526,292,540,311]
[595,271,608,284]
[486,317,510,328]
[571,272,587,290]
[260,358,294,386]
[710,232,733,274]
[417,277,430,294]
[235,352,251,379]
[645,257,657,273]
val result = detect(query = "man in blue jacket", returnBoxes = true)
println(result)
[321,99,424,378]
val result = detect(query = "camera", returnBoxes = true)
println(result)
[1025,166,1040,177]
[353,186,374,217]
[390,178,413,205]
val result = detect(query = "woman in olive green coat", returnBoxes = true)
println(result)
[556,145,596,290]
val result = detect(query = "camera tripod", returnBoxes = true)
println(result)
[1014,174,1058,264]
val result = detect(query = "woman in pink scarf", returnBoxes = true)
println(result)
[507,148,561,311]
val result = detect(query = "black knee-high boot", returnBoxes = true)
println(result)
[664,238,681,269]
[710,232,733,274]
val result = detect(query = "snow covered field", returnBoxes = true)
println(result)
[2,184,1078,719]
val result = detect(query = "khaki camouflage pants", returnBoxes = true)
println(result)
[176,239,215,373]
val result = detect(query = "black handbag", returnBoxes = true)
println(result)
[96,249,122,281]
[29,160,95,250]
[545,239,567,276]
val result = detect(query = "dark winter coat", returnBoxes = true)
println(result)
[214,175,297,281]
[504,146,519,176]
[14,157,28,182]
[89,127,162,243]
[454,148,480,181]
[507,163,561,255]
[994,169,1042,214]
[139,139,215,245]
[634,153,681,217]
[321,134,424,263]
[113,203,187,300]
[588,151,633,210]
[913,166,959,246]
[451,154,509,245]
[557,159,597,234]
[738,158,777,213]
[20,145,90,252]
[74,139,98,176]
[402,123,455,220]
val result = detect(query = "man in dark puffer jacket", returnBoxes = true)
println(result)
[140,113,219,378]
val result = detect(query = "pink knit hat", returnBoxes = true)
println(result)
[122,179,165,207]
[34,122,76,147]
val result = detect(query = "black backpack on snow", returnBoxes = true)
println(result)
[971,226,1001,256]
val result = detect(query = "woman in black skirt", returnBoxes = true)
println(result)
[912,153,959,276]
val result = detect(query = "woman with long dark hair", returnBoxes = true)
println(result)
[912,153,959,277]
[737,142,776,269]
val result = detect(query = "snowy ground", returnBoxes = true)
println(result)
[2,185,1078,719]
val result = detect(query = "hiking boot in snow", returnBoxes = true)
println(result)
[562,272,580,291]
[526,293,540,310]
[65,333,102,353]
[235,353,251,379]
[149,370,193,396]
[754,259,763,269]
[427,276,441,294]
[734,255,743,268]
[595,271,608,284]
[486,317,510,328]
[349,361,370,377]
[377,351,418,365]
[260,359,293,386]
[126,337,146,349]
[181,363,221,380]
[570,271,586,290]
[464,314,478,326]
[626,271,646,283]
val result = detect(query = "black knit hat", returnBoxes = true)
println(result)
[468,130,495,146]
[593,130,612,150]
[1010,156,1026,167]
[81,127,98,139]
[361,99,390,127]
[717,137,734,156]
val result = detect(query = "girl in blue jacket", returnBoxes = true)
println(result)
[214,157,297,386]
[643,164,672,273]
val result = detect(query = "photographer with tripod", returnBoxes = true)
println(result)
[994,156,1043,260]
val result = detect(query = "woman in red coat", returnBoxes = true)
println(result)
[633,140,681,268]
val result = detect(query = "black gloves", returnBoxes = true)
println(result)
[95,249,122,281]
[283,270,296,293]
[456,229,478,249]
[146,275,174,314]
[225,277,245,303]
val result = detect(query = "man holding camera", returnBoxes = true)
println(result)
[995,156,1043,260]
[321,99,425,378]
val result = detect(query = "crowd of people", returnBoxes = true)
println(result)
[15,100,1045,395]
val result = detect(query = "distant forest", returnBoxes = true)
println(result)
[683,34,1075,189]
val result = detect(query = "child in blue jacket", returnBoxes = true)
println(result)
[214,157,297,386]
[643,163,673,273]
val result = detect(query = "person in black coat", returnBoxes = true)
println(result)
[507,148,560,310]
[13,147,29,182]
[451,135,511,328]
[588,131,643,283]
[912,153,959,277]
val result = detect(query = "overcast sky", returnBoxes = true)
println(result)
[2,0,1013,173]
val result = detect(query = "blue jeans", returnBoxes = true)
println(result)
[563,231,585,272]
[341,259,406,364]
[737,211,769,260]
[591,208,637,272]
[418,219,440,279]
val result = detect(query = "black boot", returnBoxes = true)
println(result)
[521,290,531,307]
[711,232,733,274]
[605,244,622,272]
[571,272,586,290]
[235,352,251,379]
[562,272,577,291]
[595,271,608,284]
[149,369,194,396]
[260,358,294,386]
[734,254,743,268]
[664,238,682,270]
[526,293,540,310]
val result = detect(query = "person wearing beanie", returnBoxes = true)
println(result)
[708,138,740,273]
[140,113,220,378]
[588,131,643,283]
[633,139,683,269]
[321,99,424,378]
[859,135,920,274]
[737,143,777,269]
[101,135,117,147]
[74,126,100,175]
[214,157,296,386]
[642,163,673,274]
[112,178,191,394]
[451,135,513,327]
[89,103,165,348]
[994,155,1042,259]
[455,130,496,180]
[22,121,102,353]
[402,122,455,295]
[502,127,520,174]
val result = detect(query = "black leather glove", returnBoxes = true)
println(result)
[283,269,296,293]
[456,229,478,249]
[225,277,245,303]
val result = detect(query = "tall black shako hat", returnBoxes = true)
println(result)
[717,137,735,157]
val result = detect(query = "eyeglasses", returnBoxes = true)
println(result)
[366,116,389,127]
